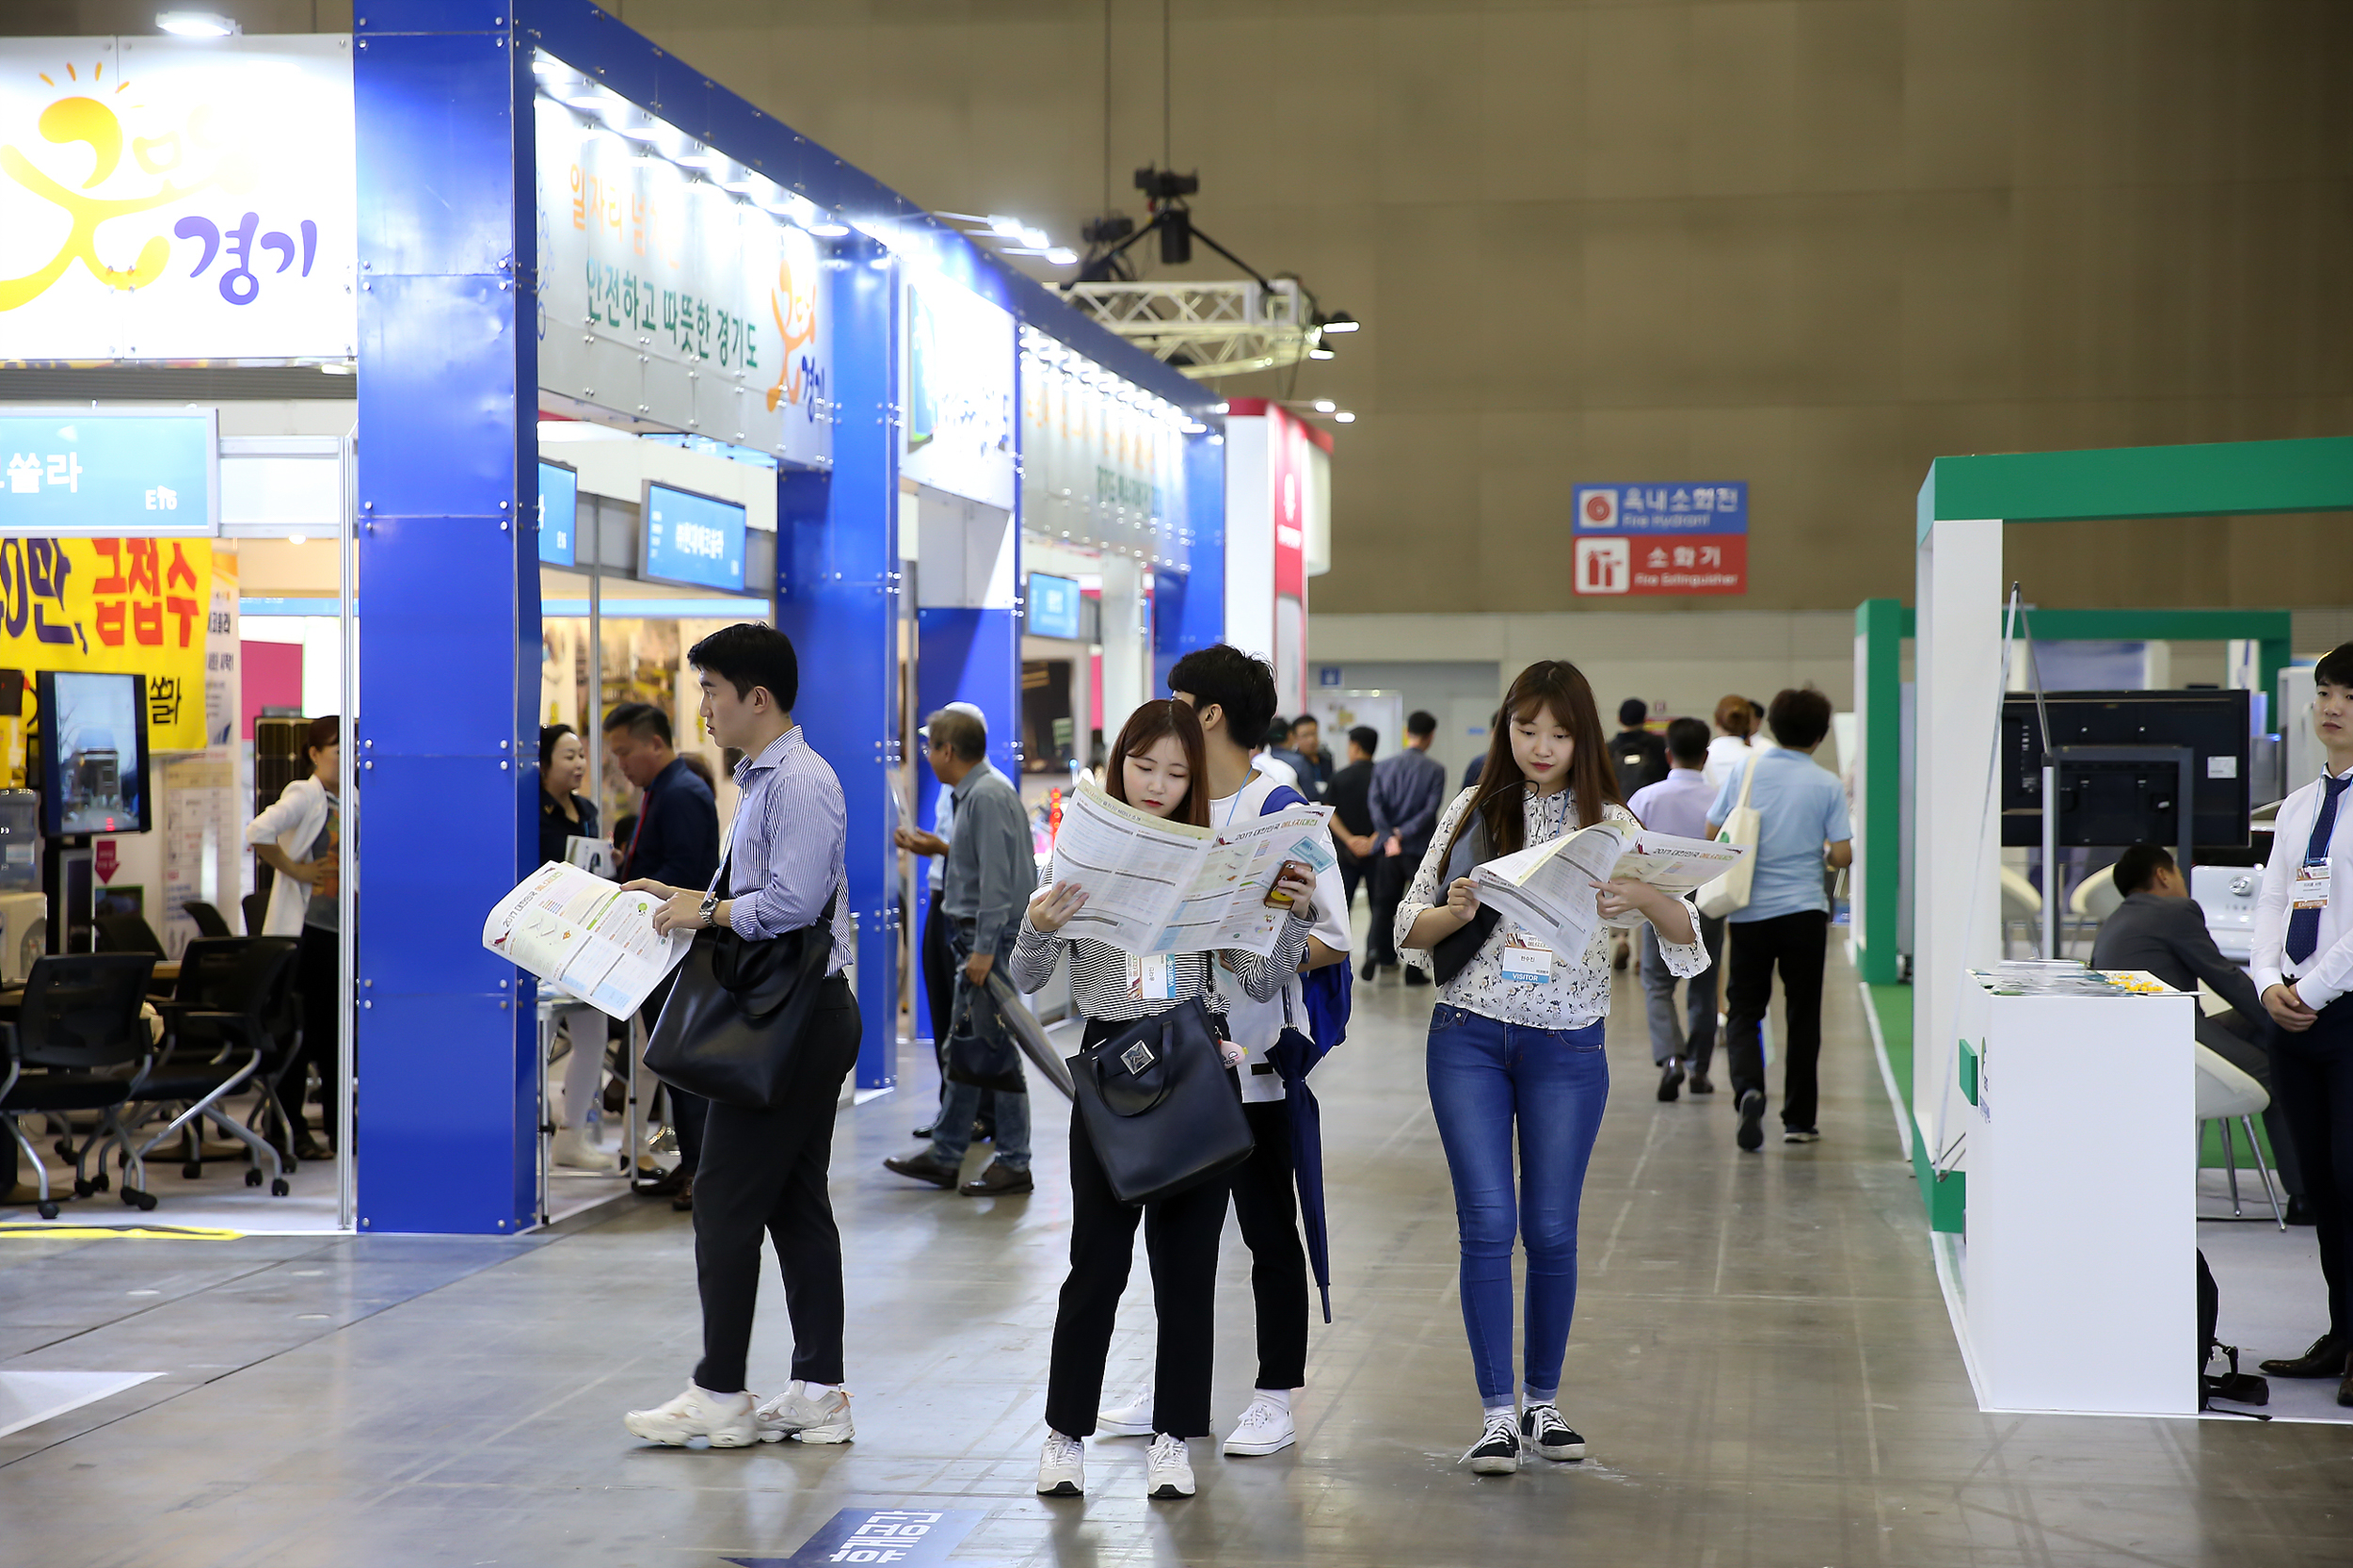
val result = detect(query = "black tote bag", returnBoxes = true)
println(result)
[645,885,840,1111]
[943,978,1026,1095]
[1067,993,1255,1207]
[1430,816,1500,985]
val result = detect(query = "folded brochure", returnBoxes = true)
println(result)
[1467,821,1747,956]
[483,860,695,1019]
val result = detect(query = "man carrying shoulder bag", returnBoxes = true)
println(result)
[621,625,863,1451]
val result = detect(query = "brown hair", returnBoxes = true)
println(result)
[1106,698,1210,828]
[1443,661,1618,867]
[1713,694,1755,742]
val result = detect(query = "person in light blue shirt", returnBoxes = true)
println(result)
[1706,688,1853,1151]
[1629,717,1727,1101]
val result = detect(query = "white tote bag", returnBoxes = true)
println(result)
[1695,750,1762,920]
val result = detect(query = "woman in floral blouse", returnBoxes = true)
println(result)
[1397,660,1709,1475]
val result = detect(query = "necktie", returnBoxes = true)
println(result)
[620,791,649,877]
[2284,773,2349,967]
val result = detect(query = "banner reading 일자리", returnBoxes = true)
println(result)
[0,536,213,751]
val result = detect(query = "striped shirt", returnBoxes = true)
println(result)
[1011,859,1313,1022]
[722,727,856,974]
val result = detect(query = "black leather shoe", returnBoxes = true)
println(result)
[1657,1062,1685,1103]
[2259,1334,2351,1379]
[884,1151,961,1190]
[1688,1074,1715,1095]
[1359,959,1380,982]
[1403,968,1430,987]
[911,1123,936,1141]
[959,1160,1033,1197]
[2339,1368,2353,1409]
[2286,1196,2317,1226]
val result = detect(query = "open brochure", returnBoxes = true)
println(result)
[483,861,695,1019]
[1469,823,1748,956]
[1048,778,1337,957]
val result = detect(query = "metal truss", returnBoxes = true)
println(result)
[1057,279,1318,379]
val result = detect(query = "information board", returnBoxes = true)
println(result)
[640,481,744,593]
[536,459,578,568]
[0,408,216,537]
[1571,482,1748,597]
[1026,572,1080,639]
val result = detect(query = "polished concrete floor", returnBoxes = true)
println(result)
[4,941,2352,1566]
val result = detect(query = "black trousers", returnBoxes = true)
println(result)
[1045,1017,1229,1440]
[1229,1096,1309,1390]
[1337,853,1366,917]
[691,975,861,1394]
[642,971,707,1177]
[293,922,340,1137]
[2268,999,2353,1338]
[1723,910,1829,1131]
[1366,853,1412,967]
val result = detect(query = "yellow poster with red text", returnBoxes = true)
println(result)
[0,536,211,752]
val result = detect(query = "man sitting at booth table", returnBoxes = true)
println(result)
[2089,841,2306,1217]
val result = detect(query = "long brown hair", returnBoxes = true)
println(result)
[1442,661,1619,867]
[1106,699,1210,827]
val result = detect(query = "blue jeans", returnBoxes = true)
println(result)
[928,958,1031,1172]
[1425,1002,1609,1405]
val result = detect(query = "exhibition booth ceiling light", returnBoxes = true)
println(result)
[1017,324,1194,433]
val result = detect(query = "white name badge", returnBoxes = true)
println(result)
[1129,952,1177,1001]
[2294,863,2333,911]
[1500,941,1555,984]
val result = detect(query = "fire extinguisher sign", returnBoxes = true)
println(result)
[1572,483,1748,597]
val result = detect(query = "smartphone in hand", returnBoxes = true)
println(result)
[1263,858,1309,909]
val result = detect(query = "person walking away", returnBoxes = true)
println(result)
[1462,709,1499,791]
[1609,698,1669,801]
[1016,698,1317,1499]
[2091,842,2306,1213]
[1399,661,1708,1473]
[1289,714,1335,801]
[2250,644,2353,1399]
[885,705,1038,1196]
[1255,717,1304,792]
[1708,688,1851,1151]
[1327,727,1379,916]
[245,714,344,1161]
[1703,693,1772,793]
[1091,646,1351,1459]
[605,701,721,1206]
[891,701,993,1144]
[539,724,613,1168]
[1628,717,1726,1101]
[621,625,863,1450]
[1365,710,1449,984]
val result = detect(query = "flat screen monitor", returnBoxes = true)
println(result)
[1027,572,1081,639]
[1999,689,2251,850]
[640,481,746,593]
[38,670,151,837]
[537,459,579,567]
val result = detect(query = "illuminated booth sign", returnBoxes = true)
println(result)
[536,459,578,567]
[0,408,216,537]
[1020,329,1190,568]
[901,273,1016,511]
[640,481,745,594]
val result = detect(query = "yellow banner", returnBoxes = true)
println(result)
[0,537,211,751]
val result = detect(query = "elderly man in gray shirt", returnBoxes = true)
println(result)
[886,706,1039,1196]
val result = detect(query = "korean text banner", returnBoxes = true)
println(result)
[1573,483,1748,535]
[0,36,357,362]
[534,93,832,470]
[0,537,212,750]
[1019,336,1188,568]
[902,274,1016,511]
[0,408,216,536]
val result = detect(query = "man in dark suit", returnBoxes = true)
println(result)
[2090,841,2305,1214]
[606,700,722,1207]
[1326,726,1379,915]
[1365,710,1449,984]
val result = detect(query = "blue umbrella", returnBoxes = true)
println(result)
[1270,964,1352,1322]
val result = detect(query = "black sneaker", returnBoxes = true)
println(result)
[1464,1414,1520,1475]
[1736,1089,1767,1152]
[1783,1127,1821,1144]
[1657,1061,1685,1102]
[1519,1403,1587,1462]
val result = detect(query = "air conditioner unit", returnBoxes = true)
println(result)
[0,891,47,984]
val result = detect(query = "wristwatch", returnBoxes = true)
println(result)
[697,888,722,929]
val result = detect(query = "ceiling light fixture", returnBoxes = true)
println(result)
[1312,399,1336,413]
[808,220,850,238]
[1334,410,1356,424]
[156,11,240,36]
[1319,312,1359,334]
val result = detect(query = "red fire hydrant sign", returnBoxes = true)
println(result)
[94,839,118,884]
[1572,483,1748,597]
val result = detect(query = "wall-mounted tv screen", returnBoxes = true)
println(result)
[1026,572,1082,640]
[640,481,746,593]
[537,459,579,567]
[39,669,151,836]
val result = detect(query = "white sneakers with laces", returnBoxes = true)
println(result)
[754,1381,854,1444]
[1096,1384,1154,1437]
[1145,1432,1196,1498]
[1036,1431,1087,1496]
[622,1384,759,1448]
[1221,1393,1296,1456]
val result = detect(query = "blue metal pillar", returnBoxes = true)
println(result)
[1155,433,1227,694]
[351,3,537,1233]
[776,243,899,1094]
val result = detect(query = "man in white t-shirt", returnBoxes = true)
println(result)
[1089,644,1347,1460]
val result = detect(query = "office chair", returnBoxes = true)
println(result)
[0,953,161,1218]
[183,902,233,939]
[2195,1044,2284,1229]
[241,891,270,937]
[128,937,302,1196]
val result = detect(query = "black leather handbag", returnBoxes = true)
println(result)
[1067,993,1255,1207]
[1431,816,1500,985]
[645,884,840,1111]
[944,979,1026,1095]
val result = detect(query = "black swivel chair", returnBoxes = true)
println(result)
[128,937,302,1196]
[0,953,162,1218]
[93,914,176,1000]
[183,903,233,939]
[241,891,270,937]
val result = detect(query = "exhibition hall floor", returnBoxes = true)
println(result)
[4,945,2350,1566]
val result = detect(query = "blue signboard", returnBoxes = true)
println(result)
[1573,482,1747,534]
[640,481,745,593]
[536,460,578,567]
[0,408,216,536]
[1027,571,1081,639]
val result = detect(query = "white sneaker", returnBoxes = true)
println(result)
[1145,1432,1195,1498]
[1036,1431,1086,1496]
[1096,1384,1154,1437]
[754,1381,854,1444]
[552,1126,610,1170]
[1222,1393,1296,1456]
[622,1384,758,1448]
